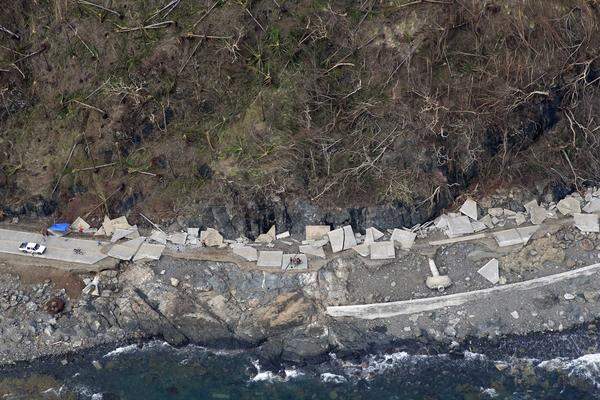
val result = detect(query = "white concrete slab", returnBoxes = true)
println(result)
[149,230,167,245]
[71,217,90,233]
[492,229,522,247]
[133,243,165,261]
[478,258,499,284]
[574,213,600,233]
[328,226,357,253]
[352,244,370,257]
[108,237,145,261]
[187,228,199,238]
[201,228,223,247]
[232,246,258,261]
[364,227,384,244]
[299,245,326,259]
[557,197,581,215]
[370,241,395,260]
[446,216,474,237]
[583,198,600,213]
[257,251,283,268]
[276,231,290,239]
[111,228,136,243]
[168,232,187,245]
[0,229,109,265]
[460,198,478,220]
[282,254,308,270]
[391,229,416,250]
[306,225,331,241]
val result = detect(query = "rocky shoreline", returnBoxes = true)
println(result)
[1,231,600,369]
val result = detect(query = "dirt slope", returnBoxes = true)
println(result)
[1,1,599,226]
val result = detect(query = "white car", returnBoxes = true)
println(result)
[18,242,46,255]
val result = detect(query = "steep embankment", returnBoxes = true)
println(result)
[1,1,600,236]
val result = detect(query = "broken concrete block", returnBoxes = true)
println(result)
[299,245,326,259]
[529,205,549,225]
[492,229,523,247]
[133,243,165,261]
[446,216,474,237]
[478,258,499,284]
[276,231,290,240]
[201,228,223,247]
[557,197,581,215]
[364,227,385,244]
[306,225,331,241]
[514,213,527,226]
[488,208,504,217]
[391,229,417,250]
[111,228,136,243]
[471,221,487,232]
[282,254,308,270]
[168,232,188,245]
[574,213,600,233]
[370,241,395,260]
[434,215,449,230]
[460,198,478,220]
[328,226,357,253]
[108,237,146,261]
[583,198,600,213]
[187,228,199,238]
[516,225,539,244]
[71,217,91,233]
[352,244,370,257]
[480,214,494,229]
[232,246,258,261]
[149,230,167,245]
[170,277,179,287]
[523,200,538,214]
[256,225,277,243]
[257,251,283,268]
[125,227,140,239]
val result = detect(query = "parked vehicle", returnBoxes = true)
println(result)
[18,242,46,255]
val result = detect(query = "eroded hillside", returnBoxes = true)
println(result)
[1,0,599,233]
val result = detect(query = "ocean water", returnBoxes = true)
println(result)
[2,341,600,399]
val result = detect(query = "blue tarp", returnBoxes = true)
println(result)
[49,223,70,232]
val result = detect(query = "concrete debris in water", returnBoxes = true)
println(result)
[478,258,500,284]
[257,251,283,268]
[459,198,478,220]
[370,241,395,260]
[573,213,600,233]
[305,225,331,241]
[391,229,416,250]
[328,226,357,253]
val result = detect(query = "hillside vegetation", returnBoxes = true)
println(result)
[1,0,600,223]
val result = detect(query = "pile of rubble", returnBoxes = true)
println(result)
[63,188,600,287]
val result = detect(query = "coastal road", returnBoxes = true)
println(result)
[0,228,110,265]
[327,262,600,319]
